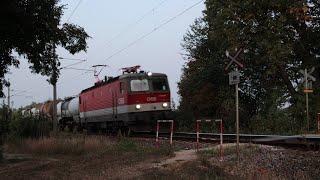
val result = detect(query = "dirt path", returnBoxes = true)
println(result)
[108,149,199,179]
[153,149,198,169]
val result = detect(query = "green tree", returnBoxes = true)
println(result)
[0,0,90,160]
[0,0,90,96]
[178,18,237,132]
[179,0,320,134]
[205,0,320,133]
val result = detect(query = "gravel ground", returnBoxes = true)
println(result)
[213,145,320,180]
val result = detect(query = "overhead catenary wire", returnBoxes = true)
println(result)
[10,90,29,97]
[104,0,169,47]
[57,71,92,86]
[60,67,94,72]
[59,57,87,61]
[59,59,87,70]
[65,0,84,23]
[103,0,205,63]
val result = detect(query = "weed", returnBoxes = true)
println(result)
[4,135,112,156]
[199,156,211,167]
[111,138,141,153]
[206,166,225,178]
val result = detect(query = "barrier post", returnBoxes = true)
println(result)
[170,121,174,151]
[196,119,223,161]
[156,121,160,149]
[219,119,223,161]
[155,120,174,152]
[196,120,200,151]
[318,113,320,134]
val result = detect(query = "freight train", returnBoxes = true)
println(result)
[23,65,172,133]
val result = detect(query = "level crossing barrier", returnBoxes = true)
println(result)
[196,119,223,161]
[156,120,174,151]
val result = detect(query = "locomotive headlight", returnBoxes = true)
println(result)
[147,72,152,76]
[162,103,168,108]
[135,104,141,110]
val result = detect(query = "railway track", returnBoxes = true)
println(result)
[132,132,320,150]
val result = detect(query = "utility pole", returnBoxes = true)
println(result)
[7,78,10,110]
[52,44,57,135]
[53,76,57,135]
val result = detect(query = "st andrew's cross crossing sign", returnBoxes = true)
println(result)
[299,67,316,82]
[225,48,244,72]
[299,67,316,92]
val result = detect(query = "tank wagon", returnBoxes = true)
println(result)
[37,100,61,120]
[57,97,79,130]
[22,109,32,116]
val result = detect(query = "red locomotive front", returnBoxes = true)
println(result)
[79,69,172,132]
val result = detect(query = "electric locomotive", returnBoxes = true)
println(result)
[78,65,172,132]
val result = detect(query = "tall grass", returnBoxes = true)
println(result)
[4,135,166,157]
[5,135,113,156]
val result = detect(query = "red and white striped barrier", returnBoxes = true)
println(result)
[156,120,174,151]
[196,119,223,161]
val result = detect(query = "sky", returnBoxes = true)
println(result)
[3,0,205,108]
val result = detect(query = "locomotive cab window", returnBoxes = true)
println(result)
[152,78,168,91]
[130,79,149,92]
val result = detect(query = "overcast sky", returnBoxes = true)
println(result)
[4,0,205,108]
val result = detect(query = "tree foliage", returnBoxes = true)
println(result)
[179,0,320,134]
[0,0,90,96]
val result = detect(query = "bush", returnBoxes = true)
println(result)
[8,112,51,139]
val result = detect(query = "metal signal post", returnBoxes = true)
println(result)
[299,67,316,133]
[305,69,309,133]
[225,48,244,163]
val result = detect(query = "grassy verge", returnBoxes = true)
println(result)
[3,133,172,158]
[4,135,111,156]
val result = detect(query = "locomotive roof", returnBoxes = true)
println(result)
[119,72,167,79]
[80,72,167,94]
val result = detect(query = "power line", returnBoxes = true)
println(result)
[59,57,87,61]
[59,59,87,70]
[65,0,84,23]
[103,0,204,63]
[60,67,94,72]
[105,0,169,47]
[57,71,92,86]
[10,90,29,97]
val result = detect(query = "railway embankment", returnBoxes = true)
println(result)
[1,134,319,179]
